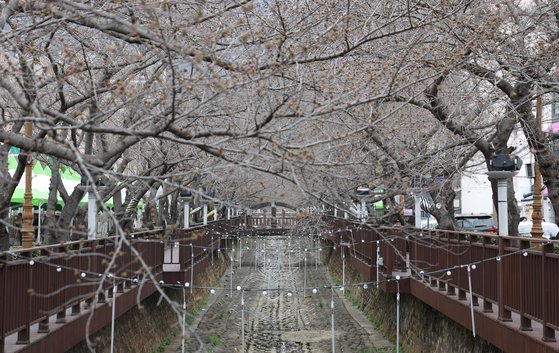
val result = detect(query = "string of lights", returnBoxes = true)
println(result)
[6,236,549,298]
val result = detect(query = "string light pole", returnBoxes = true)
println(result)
[109,274,117,353]
[178,281,190,353]
[376,241,381,288]
[303,249,307,297]
[395,275,401,353]
[230,248,235,297]
[238,286,245,352]
[315,240,319,270]
[239,237,242,269]
[330,288,336,353]
[466,266,477,337]
[189,243,194,294]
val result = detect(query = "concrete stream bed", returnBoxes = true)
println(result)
[163,236,394,353]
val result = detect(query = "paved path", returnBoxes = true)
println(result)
[164,236,393,352]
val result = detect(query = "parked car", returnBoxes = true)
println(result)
[518,221,559,239]
[455,214,497,233]
[419,217,438,229]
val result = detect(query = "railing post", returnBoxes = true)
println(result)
[56,246,68,323]
[37,251,50,333]
[1,254,6,353]
[498,237,512,321]
[17,251,32,344]
[482,236,493,313]
[518,240,531,330]
[542,242,556,342]
[384,237,394,277]
[71,248,82,316]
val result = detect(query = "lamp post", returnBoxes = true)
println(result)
[532,96,544,240]
[78,172,106,240]
[355,186,370,223]
[87,190,97,240]
[202,199,208,226]
[22,122,34,248]
[487,152,521,323]
[179,190,192,229]
[414,191,422,228]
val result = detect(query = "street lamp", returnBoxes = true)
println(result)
[487,153,522,236]
[179,190,192,229]
[355,186,370,223]
[487,152,521,323]
[532,97,544,240]
[78,171,107,240]
[202,198,208,226]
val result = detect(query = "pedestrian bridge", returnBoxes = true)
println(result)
[1,216,558,353]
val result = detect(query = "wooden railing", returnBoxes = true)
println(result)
[0,219,242,353]
[3,215,557,353]
[245,213,300,228]
[327,217,559,352]
[0,230,165,352]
